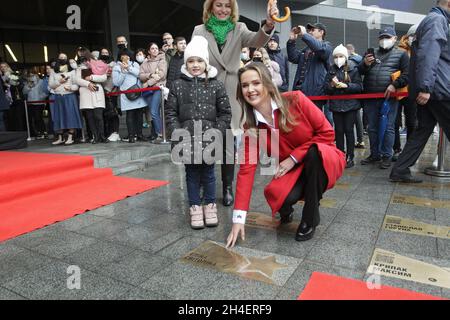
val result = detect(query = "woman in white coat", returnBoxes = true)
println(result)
[75,47,108,144]
[113,50,147,143]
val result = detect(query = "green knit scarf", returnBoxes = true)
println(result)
[205,16,235,46]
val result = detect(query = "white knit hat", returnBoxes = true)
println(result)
[184,36,210,69]
[333,44,349,60]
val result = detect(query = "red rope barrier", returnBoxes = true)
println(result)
[26,90,408,105]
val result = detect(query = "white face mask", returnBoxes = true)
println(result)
[70,63,78,70]
[136,55,145,64]
[408,36,415,47]
[241,53,249,61]
[380,38,395,50]
[334,57,346,68]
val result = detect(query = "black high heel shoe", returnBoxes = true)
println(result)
[295,222,316,242]
[223,186,234,207]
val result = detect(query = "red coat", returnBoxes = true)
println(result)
[234,91,346,216]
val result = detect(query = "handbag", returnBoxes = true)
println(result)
[125,77,141,101]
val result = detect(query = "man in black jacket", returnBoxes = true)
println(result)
[390,0,450,183]
[0,76,11,131]
[266,34,289,92]
[358,27,409,169]
[166,37,187,89]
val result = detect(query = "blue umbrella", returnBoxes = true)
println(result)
[378,98,391,154]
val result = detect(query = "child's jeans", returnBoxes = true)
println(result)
[185,163,216,206]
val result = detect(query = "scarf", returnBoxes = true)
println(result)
[205,16,235,46]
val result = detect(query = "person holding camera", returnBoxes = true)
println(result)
[358,27,409,170]
[75,47,108,144]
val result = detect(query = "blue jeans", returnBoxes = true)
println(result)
[364,99,399,159]
[0,111,5,131]
[144,90,162,135]
[185,164,216,206]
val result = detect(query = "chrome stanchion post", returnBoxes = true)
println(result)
[154,87,170,145]
[425,127,450,177]
[24,100,32,141]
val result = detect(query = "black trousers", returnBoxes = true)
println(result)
[126,108,144,137]
[394,98,417,151]
[28,104,46,136]
[84,108,105,140]
[221,132,235,188]
[279,145,328,228]
[333,110,357,160]
[104,95,120,137]
[393,100,450,175]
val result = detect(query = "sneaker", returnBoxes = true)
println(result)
[143,122,149,128]
[361,156,381,165]
[392,152,401,162]
[152,135,165,144]
[379,157,392,169]
[390,172,423,183]
[203,203,218,228]
[52,135,64,146]
[355,142,365,149]
[190,205,205,230]
[107,133,121,142]
[400,128,407,136]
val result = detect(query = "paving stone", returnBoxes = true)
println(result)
[95,250,173,286]
[0,287,26,300]
[119,287,171,300]
[65,241,136,270]
[306,238,375,271]
[284,260,365,291]
[106,225,168,248]
[275,287,300,300]
[156,236,210,260]
[322,222,380,244]
[139,231,186,254]
[76,219,132,240]
[376,230,438,258]
[334,210,386,228]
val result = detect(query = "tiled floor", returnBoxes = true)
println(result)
[1,134,449,300]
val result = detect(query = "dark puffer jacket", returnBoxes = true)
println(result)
[267,48,289,92]
[324,61,363,113]
[166,52,184,89]
[358,47,409,93]
[410,7,450,100]
[165,68,232,155]
[0,78,11,111]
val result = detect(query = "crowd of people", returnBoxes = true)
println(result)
[1,0,449,247]
[0,33,189,145]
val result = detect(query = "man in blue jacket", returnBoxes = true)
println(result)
[287,23,332,112]
[390,0,450,183]
[266,34,289,92]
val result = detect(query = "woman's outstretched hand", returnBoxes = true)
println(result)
[274,157,296,179]
[226,223,246,249]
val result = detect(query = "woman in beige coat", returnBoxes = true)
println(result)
[191,0,280,206]
[75,47,108,144]
[139,43,167,142]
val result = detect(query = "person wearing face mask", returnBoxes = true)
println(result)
[391,0,450,183]
[48,53,82,145]
[324,45,363,169]
[99,48,121,143]
[246,48,282,88]
[23,70,47,138]
[240,47,251,68]
[358,27,409,170]
[116,35,134,62]
[266,34,289,92]
[392,24,419,161]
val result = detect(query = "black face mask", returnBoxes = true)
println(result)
[58,59,68,65]
[253,57,263,63]
[78,56,87,64]
[99,55,110,62]
[117,44,126,50]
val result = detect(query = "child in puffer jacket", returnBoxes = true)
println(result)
[165,36,232,230]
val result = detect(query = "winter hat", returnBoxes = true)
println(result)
[184,36,210,70]
[333,44,349,60]
[407,24,418,37]
[269,34,280,44]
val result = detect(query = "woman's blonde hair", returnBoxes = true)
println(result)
[237,63,298,133]
[203,0,239,24]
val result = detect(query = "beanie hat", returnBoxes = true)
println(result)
[184,36,210,70]
[269,34,280,44]
[333,44,349,60]
[407,24,418,37]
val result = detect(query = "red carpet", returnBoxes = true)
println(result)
[298,272,446,300]
[0,152,169,242]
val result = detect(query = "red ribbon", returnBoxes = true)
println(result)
[25,90,408,105]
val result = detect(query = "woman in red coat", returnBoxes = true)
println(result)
[226,63,346,248]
